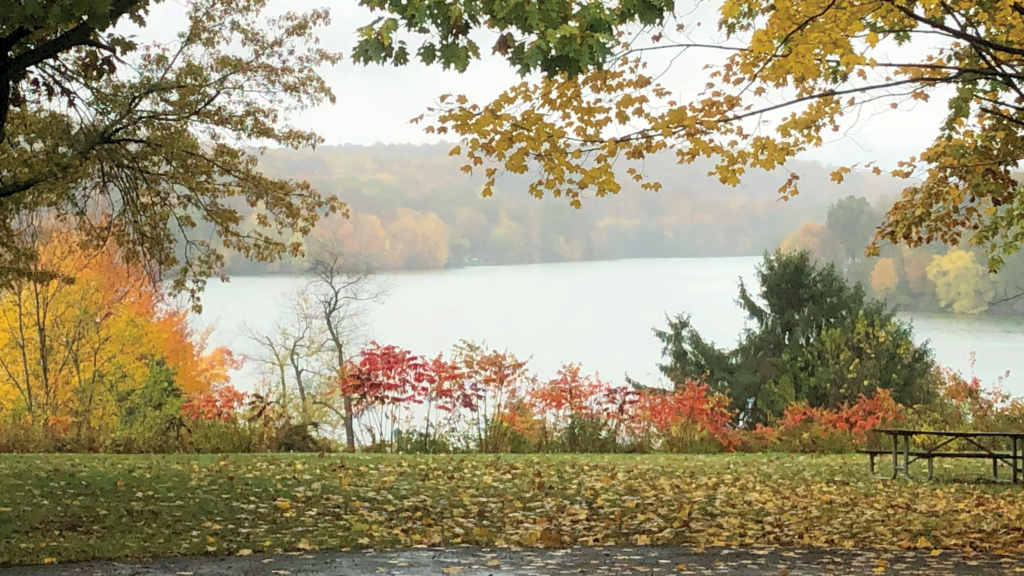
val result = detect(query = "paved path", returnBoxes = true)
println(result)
[3,546,1023,575]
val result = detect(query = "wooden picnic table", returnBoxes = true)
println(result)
[863,428,1024,482]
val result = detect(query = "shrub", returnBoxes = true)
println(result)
[0,415,51,453]
[759,389,903,453]
[186,420,254,453]
[626,381,738,451]
[901,360,1023,451]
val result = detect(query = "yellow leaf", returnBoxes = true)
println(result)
[43,558,57,565]
[237,549,253,556]
[443,567,464,574]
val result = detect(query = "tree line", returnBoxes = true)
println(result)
[213,144,908,274]
[781,195,1024,316]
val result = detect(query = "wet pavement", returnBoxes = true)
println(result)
[3,546,1024,575]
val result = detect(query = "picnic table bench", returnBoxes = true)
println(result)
[859,429,1024,482]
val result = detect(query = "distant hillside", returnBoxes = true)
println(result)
[217,143,914,274]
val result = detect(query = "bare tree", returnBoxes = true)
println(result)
[308,250,386,452]
[244,250,384,449]
[243,294,329,426]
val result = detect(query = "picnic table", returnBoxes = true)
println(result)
[860,428,1024,482]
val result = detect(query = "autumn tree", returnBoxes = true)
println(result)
[451,340,532,452]
[308,252,385,451]
[779,222,844,263]
[0,220,236,440]
[356,0,1024,268]
[338,342,428,449]
[384,209,450,269]
[870,257,899,297]
[926,249,995,314]
[1,0,344,300]
[309,213,389,268]
[826,196,878,266]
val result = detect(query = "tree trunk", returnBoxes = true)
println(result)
[325,317,356,452]
[290,352,310,424]
[343,395,356,452]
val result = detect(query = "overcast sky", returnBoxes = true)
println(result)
[134,0,951,170]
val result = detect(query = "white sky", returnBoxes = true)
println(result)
[132,0,952,169]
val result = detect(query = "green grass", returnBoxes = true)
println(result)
[2,452,1023,566]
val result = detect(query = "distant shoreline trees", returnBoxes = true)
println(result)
[780,195,1024,316]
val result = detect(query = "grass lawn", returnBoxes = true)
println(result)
[1,452,1023,566]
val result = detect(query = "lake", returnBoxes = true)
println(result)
[197,257,1024,396]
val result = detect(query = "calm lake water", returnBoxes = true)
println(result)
[197,257,1024,396]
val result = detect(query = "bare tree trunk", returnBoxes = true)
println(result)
[14,285,34,412]
[343,394,356,452]
[31,281,51,414]
[333,342,356,452]
[324,285,356,451]
[289,350,311,424]
[309,254,384,452]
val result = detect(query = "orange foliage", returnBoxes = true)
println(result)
[870,257,898,296]
[181,386,248,422]
[627,381,738,450]
[779,222,843,262]
[0,223,238,425]
[773,388,903,441]
[527,363,608,425]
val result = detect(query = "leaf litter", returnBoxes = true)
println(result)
[2,453,1024,569]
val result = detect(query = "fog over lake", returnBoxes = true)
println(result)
[198,257,1024,396]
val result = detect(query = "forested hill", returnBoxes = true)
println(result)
[222,143,911,274]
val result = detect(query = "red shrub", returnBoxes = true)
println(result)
[181,385,247,422]
[526,363,609,426]
[772,388,902,443]
[627,381,738,450]
[338,342,430,412]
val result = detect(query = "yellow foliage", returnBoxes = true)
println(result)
[384,209,450,269]
[925,249,995,314]
[869,258,898,297]
[779,223,842,262]
[420,0,1024,269]
[311,212,388,266]
[0,225,236,425]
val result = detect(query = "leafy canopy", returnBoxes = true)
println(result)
[357,0,1024,269]
[352,0,675,76]
[1,0,344,301]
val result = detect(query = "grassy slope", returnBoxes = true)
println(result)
[1,453,1023,566]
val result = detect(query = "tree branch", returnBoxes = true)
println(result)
[884,0,1024,57]
[3,0,144,77]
